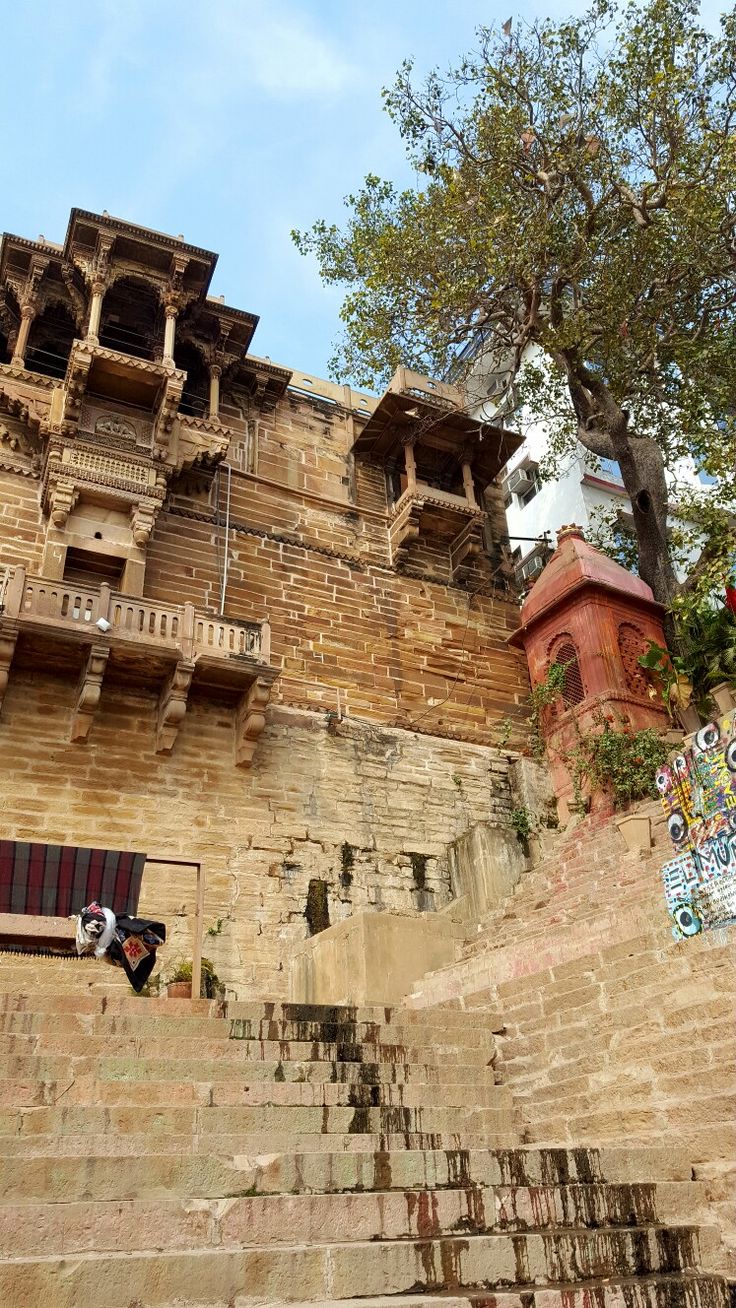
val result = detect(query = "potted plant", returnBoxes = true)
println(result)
[166,957,221,1000]
[166,961,193,999]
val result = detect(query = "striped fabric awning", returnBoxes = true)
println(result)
[0,842,146,917]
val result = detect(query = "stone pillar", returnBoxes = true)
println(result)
[11,303,36,367]
[208,364,221,419]
[163,306,177,363]
[86,282,105,343]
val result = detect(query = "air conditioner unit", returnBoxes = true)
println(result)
[506,463,537,495]
[518,552,546,582]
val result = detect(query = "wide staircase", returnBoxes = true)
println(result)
[0,954,733,1308]
[407,801,736,1281]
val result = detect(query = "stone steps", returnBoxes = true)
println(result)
[237,1285,731,1308]
[0,1057,494,1087]
[0,1225,713,1308]
[0,1076,509,1109]
[0,1033,494,1066]
[0,1146,697,1202]
[0,982,730,1305]
[0,1009,502,1044]
[0,1101,519,1137]
[0,1191,717,1257]
[0,1130,520,1157]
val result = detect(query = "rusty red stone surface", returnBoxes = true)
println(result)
[509,525,669,818]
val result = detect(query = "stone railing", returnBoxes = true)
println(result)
[0,566,269,664]
[387,366,461,411]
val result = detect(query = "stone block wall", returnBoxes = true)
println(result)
[0,670,513,994]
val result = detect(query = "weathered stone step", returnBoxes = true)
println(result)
[0,992,219,1016]
[0,1075,509,1110]
[0,1129,519,1158]
[0,1226,708,1308]
[0,1188,713,1256]
[0,1009,498,1047]
[0,1146,693,1192]
[0,1101,517,1138]
[244,1282,731,1308]
[227,1001,492,1031]
[0,993,488,1029]
[0,1032,494,1067]
[0,1055,495,1086]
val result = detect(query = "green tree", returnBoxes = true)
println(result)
[294,0,736,628]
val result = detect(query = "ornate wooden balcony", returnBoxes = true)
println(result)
[0,566,277,765]
[389,484,486,575]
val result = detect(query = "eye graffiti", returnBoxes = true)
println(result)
[660,711,736,940]
[667,811,688,846]
[693,722,721,755]
[670,902,703,938]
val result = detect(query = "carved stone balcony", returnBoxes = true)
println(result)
[389,485,486,575]
[0,566,277,765]
[62,339,185,458]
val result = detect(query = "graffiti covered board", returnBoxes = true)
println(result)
[657,712,736,939]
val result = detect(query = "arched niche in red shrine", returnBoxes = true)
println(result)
[509,524,669,817]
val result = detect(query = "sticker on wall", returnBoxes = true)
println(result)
[658,712,736,939]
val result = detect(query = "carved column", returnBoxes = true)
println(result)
[156,658,195,754]
[163,304,177,364]
[70,644,110,742]
[208,364,221,419]
[12,302,37,368]
[235,676,272,767]
[86,281,106,343]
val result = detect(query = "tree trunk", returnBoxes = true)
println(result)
[611,430,680,649]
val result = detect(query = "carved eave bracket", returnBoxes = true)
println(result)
[176,414,230,475]
[235,676,273,768]
[0,621,19,716]
[62,343,93,425]
[153,369,185,459]
[156,657,195,755]
[449,517,486,580]
[388,496,423,566]
[70,643,110,742]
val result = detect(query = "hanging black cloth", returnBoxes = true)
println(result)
[107,916,166,992]
[76,902,166,993]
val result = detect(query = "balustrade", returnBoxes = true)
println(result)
[0,566,265,662]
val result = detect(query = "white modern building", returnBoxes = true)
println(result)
[465,345,715,584]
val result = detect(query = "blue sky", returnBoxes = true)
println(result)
[0,1,726,385]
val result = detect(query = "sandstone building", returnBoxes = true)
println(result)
[0,208,529,993]
[0,209,735,1307]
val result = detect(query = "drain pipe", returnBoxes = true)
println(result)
[219,462,232,614]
